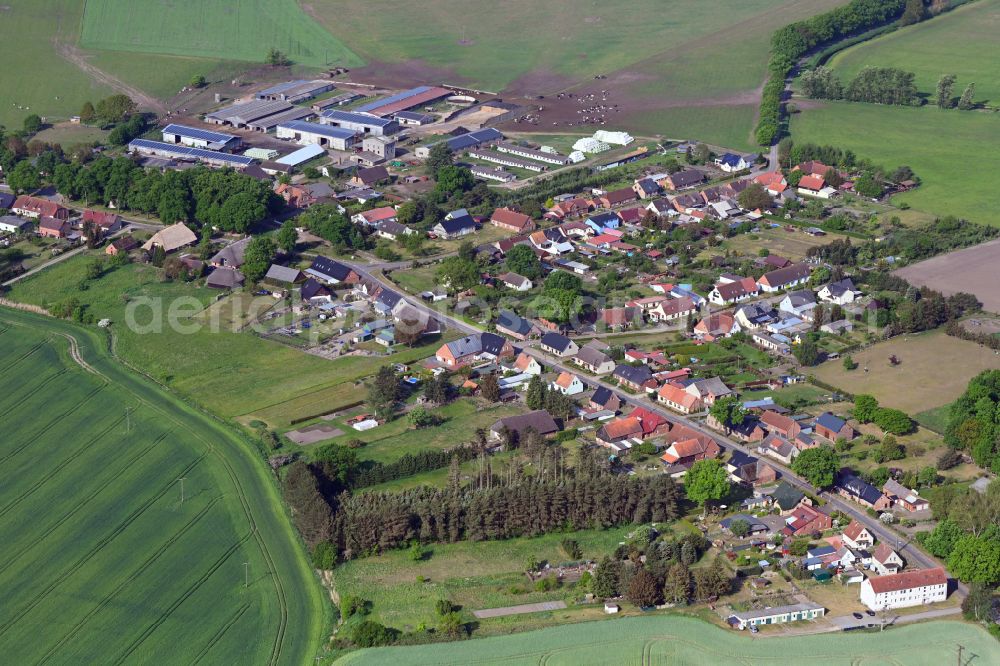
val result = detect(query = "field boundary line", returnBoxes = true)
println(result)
[0,429,168,578]
[36,495,224,664]
[0,452,207,638]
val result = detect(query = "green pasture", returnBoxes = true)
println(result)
[829,0,1000,105]
[0,308,325,664]
[0,1,113,129]
[79,0,361,68]
[332,526,634,635]
[337,616,1000,665]
[5,255,438,422]
[790,100,1000,226]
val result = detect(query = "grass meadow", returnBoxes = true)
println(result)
[0,308,325,664]
[829,0,1000,105]
[79,0,362,68]
[0,1,114,129]
[335,616,1000,665]
[811,329,1000,414]
[790,100,1000,226]
[5,254,445,424]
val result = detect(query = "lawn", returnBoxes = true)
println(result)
[829,0,1000,106]
[790,100,1000,226]
[297,399,523,464]
[85,50,251,101]
[811,329,1000,414]
[0,1,114,129]
[336,616,1000,665]
[331,526,635,635]
[716,226,852,262]
[79,0,362,68]
[0,308,324,664]
[32,122,110,147]
[4,254,438,421]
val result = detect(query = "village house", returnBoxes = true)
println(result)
[82,209,122,233]
[350,165,390,188]
[495,310,536,341]
[632,178,661,199]
[601,306,643,330]
[725,451,778,487]
[301,278,333,303]
[735,302,778,330]
[490,410,560,443]
[490,207,535,233]
[779,290,817,318]
[783,504,832,537]
[842,520,875,550]
[760,410,801,439]
[754,171,788,196]
[752,331,791,355]
[647,297,697,323]
[0,215,32,234]
[432,210,477,238]
[547,197,592,220]
[499,271,533,292]
[797,174,838,199]
[37,217,70,239]
[306,256,360,285]
[694,312,740,341]
[264,264,305,287]
[714,152,754,172]
[757,263,812,293]
[435,332,514,368]
[572,345,616,375]
[837,474,893,511]
[814,412,855,442]
[709,275,759,306]
[352,206,398,227]
[598,187,637,209]
[684,377,733,407]
[612,364,657,392]
[871,543,905,576]
[511,352,543,376]
[589,386,624,413]
[660,433,721,475]
[818,278,861,305]
[596,407,669,452]
[105,236,137,256]
[761,434,797,465]
[660,169,704,190]
[657,383,702,414]
[883,479,930,512]
[11,196,69,220]
[859,568,948,611]
[539,332,579,357]
[550,371,585,396]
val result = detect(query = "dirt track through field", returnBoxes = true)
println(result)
[51,11,166,115]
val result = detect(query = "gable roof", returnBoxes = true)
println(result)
[770,481,805,510]
[497,309,533,336]
[599,416,642,442]
[575,345,613,368]
[590,386,623,410]
[759,263,811,288]
[613,364,654,386]
[210,236,251,267]
[666,169,704,188]
[866,568,946,594]
[839,474,885,505]
[309,256,356,282]
[436,214,476,234]
[540,332,574,353]
[142,223,197,252]
[815,412,847,433]
[490,207,532,231]
[799,174,825,191]
[265,264,304,283]
[493,410,559,437]
[761,409,797,433]
[499,272,531,288]
[842,520,868,542]
[872,542,898,565]
[554,371,580,389]
[657,383,700,410]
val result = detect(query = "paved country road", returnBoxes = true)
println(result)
[344,259,964,603]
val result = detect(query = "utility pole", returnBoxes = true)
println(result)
[177,477,186,504]
[244,562,249,589]
[957,644,964,666]
[125,406,132,434]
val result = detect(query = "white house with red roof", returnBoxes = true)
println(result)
[860,568,947,610]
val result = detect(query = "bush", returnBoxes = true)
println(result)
[873,408,915,435]
[352,620,396,647]
[340,595,368,621]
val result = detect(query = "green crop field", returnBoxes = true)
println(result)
[0,308,325,664]
[336,616,1000,665]
[829,0,1000,105]
[790,100,1000,226]
[79,0,362,68]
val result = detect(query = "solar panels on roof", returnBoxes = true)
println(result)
[162,124,237,145]
[278,120,356,140]
[128,139,253,166]
[258,80,311,97]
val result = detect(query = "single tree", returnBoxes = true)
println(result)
[80,101,96,124]
[23,114,43,134]
[853,394,880,423]
[479,373,501,402]
[592,556,622,599]
[663,562,692,605]
[526,375,546,410]
[277,219,298,253]
[425,142,454,177]
[737,183,772,211]
[368,365,400,419]
[189,74,207,88]
[626,568,661,608]
[957,82,976,110]
[265,48,290,66]
[684,459,731,507]
[728,519,750,538]
[240,235,275,283]
[791,446,839,488]
[936,74,957,108]
[793,338,821,366]
[709,396,748,432]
